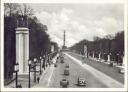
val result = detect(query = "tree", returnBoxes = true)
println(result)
[4,3,33,17]
[4,3,56,80]
[4,3,20,16]
[70,31,124,63]
[18,4,33,16]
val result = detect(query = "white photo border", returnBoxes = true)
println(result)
[1,0,128,91]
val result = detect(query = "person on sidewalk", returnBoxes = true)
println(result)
[42,56,46,70]
[37,77,40,84]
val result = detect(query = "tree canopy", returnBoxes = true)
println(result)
[69,31,124,62]
[4,3,59,79]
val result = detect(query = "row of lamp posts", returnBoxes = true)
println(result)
[14,52,56,88]
[28,53,55,88]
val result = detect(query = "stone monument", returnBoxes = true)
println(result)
[15,16,29,74]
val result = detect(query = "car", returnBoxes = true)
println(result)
[64,68,69,75]
[117,66,124,74]
[65,64,69,68]
[54,63,58,67]
[77,76,86,86]
[60,79,69,88]
[60,57,64,63]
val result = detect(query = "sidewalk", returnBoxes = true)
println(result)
[4,74,35,88]
[32,64,54,88]
[4,62,50,88]
[32,54,58,88]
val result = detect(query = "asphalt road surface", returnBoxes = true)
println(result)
[33,52,124,88]
[68,52,124,84]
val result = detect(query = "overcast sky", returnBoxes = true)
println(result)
[28,3,124,47]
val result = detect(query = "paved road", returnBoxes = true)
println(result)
[65,53,123,88]
[68,52,124,84]
[49,53,108,88]
[32,52,124,88]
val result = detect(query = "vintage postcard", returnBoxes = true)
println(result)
[0,0,128,91]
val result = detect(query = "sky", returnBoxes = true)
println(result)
[28,3,124,47]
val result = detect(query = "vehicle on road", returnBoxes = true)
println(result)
[65,64,69,68]
[60,79,69,88]
[54,63,58,67]
[117,66,124,74]
[60,56,64,63]
[77,76,86,86]
[64,68,69,75]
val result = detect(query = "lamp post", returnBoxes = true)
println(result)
[34,58,37,83]
[110,53,111,61]
[117,53,119,65]
[109,53,113,66]
[104,53,106,60]
[93,52,94,58]
[14,63,19,88]
[40,57,42,75]
[28,60,32,88]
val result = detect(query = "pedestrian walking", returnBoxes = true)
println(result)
[42,56,46,70]
[37,77,40,84]
[43,61,45,70]
[56,57,59,63]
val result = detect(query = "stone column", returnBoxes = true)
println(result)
[107,54,110,63]
[16,27,29,74]
[99,53,101,60]
[93,52,94,58]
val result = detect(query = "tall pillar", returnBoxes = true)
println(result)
[107,54,110,63]
[93,52,94,58]
[99,53,101,60]
[16,27,29,74]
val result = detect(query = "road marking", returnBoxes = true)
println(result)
[64,53,124,88]
[46,66,54,87]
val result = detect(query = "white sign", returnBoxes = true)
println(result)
[84,45,87,57]
[84,45,87,53]
[51,45,54,52]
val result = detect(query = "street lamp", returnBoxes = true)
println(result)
[117,53,119,65]
[14,63,19,88]
[110,53,111,60]
[40,57,42,75]
[28,60,32,88]
[104,53,106,60]
[109,53,112,62]
[34,58,37,83]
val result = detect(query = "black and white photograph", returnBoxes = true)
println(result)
[0,0,128,91]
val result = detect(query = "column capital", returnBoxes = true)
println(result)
[15,27,29,31]
[15,27,29,34]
